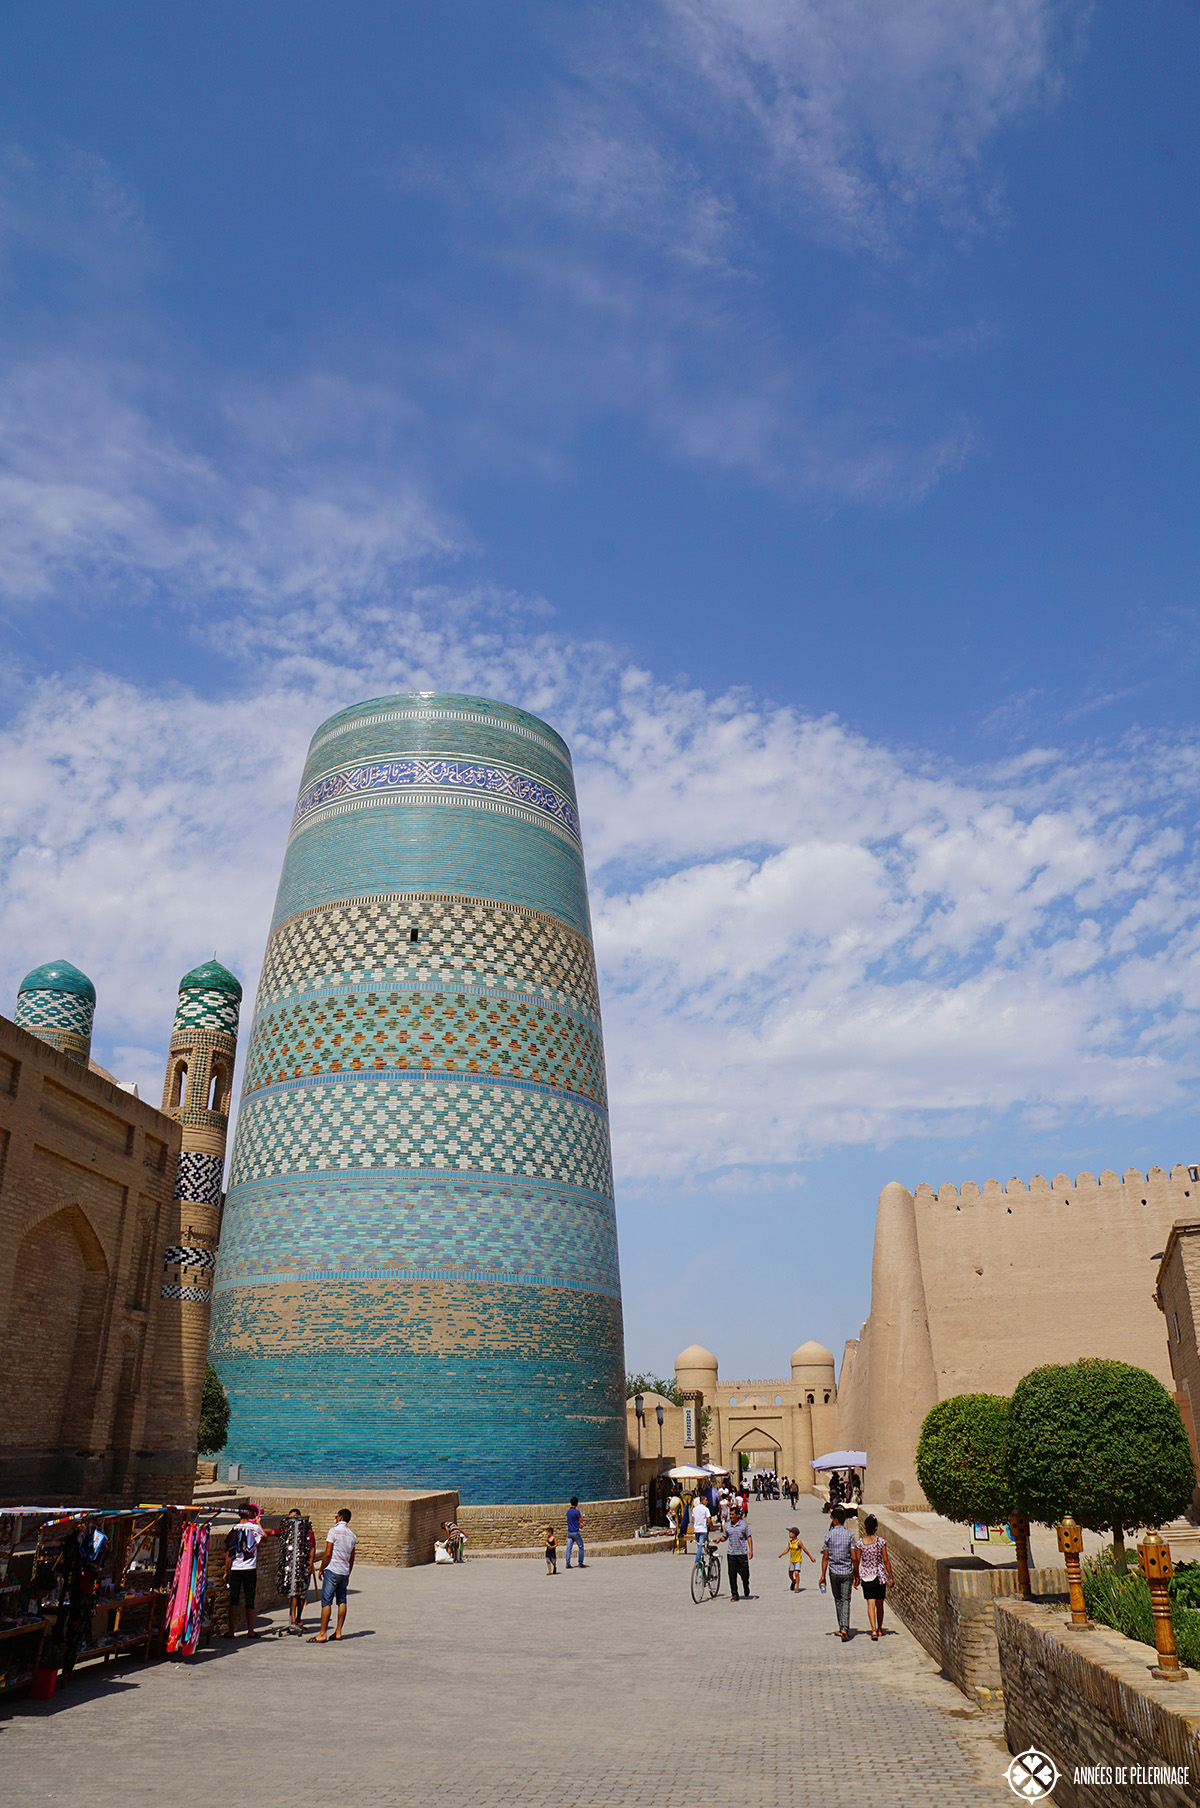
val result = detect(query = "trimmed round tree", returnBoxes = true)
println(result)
[198,1361,231,1457]
[1007,1359,1196,1556]
[917,1394,1012,1524]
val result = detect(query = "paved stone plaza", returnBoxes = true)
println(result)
[8,1498,1015,1807]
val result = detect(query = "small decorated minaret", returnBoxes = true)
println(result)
[15,959,96,1064]
[161,959,242,1297]
[150,959,242,1494]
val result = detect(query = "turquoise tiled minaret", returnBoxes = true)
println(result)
[211,693,626,1501]
[15,960,96,1065]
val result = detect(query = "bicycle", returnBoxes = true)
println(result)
[690,1538,721,1602]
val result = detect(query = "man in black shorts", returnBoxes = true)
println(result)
[223,1505,278,1637]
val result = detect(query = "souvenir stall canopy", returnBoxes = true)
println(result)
[0,1503,218,1696]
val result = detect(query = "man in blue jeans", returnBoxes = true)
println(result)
[820,1505,859,1641]
[565,1496,586,1568]
[311,1508,356,1642]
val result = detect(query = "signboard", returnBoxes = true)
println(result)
[971,1524,1015,1548]
[682,1405,695,1447]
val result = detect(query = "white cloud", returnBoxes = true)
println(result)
[1,596,1198,1189]
[0,356,455,609]
[652,0,1085,244]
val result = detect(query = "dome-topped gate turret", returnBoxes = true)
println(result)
[15,959,96,1065]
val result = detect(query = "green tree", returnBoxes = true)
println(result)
[1007,1359,1196,1558]
[625,1372,684,1407]
[198,1361,231,1456]
[916,1393,1012,1524]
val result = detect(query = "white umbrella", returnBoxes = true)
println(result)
[666,1464,711,1479]
[810,1450,867,1470]
[703,1463,731,1475]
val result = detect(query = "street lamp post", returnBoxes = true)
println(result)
[656,1401,664,1457]
[635,1392,644,1459]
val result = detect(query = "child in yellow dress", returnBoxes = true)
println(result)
[778,1526,815,1591]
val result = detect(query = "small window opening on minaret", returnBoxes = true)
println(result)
[408,926,420,943]
[172,1061,187,1108]
[208,1065,224,1111]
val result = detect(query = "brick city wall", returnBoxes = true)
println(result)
[996,1598,1200,1806]
[248,1488,459,1566]
[457,1496,645,1550]
[873,1509,1068,1701]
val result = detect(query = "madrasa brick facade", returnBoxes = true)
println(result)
[0,959,242,1505]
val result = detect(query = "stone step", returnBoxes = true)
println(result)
[470,1534,673,1560]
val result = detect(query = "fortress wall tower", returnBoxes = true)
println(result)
[859,1165,1198,1505]
[15,961,96,1065]
[211,692,626,1502]
[140,961,242,1499]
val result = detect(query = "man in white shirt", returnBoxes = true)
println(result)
[222,1505,279,1638]
[691,1496,711,1559]
[312,1508,357,1642]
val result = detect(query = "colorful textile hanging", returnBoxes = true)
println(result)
[178,1523,208,1656]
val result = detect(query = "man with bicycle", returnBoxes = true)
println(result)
[719,1503,753,1602]
[691,1492,711,1560]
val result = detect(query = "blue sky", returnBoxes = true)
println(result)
[1,1,1198,1379]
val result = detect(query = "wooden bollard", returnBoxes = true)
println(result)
[1056,1516,1092,1627]
[1137,1532,1188,1680]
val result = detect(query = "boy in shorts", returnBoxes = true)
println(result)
[778,1525,815,1591]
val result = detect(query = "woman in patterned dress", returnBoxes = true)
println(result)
[278,1509,316,1632]
[857,1514,894,1640]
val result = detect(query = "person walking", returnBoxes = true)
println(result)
[857,1514,894,1639]
[819,1506,859,1640]
[545,1525,558,1575]
[565,1497,586,1568]
[778,1525,815,1591]
[668,1489,683,1553]
[311,1508,356,1642]
[222,1504,279,1638]
[720,1503,753,1602]
[691,1492,712,1563]
[278,1508,315,1632]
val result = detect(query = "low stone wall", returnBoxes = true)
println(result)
[996,1598,1200,1806]
[871,1508,1067,1703]
[457,1497,646,1550]
[245,1488,459,1567]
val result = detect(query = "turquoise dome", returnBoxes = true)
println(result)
[18,960,96,1004]
[178,959,242,1001]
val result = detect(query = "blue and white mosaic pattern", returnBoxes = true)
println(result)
[172,987,240,1036]
[217,693,626,1502]
[292,757,581,846]
[174,1150,224,1207]
[216,1171,620,1297]
[14,986,94,1062]
[164,1244,217,1270]
[229,1070,613,1195]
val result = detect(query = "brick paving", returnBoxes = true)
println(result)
[5,1497,1015,1807]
